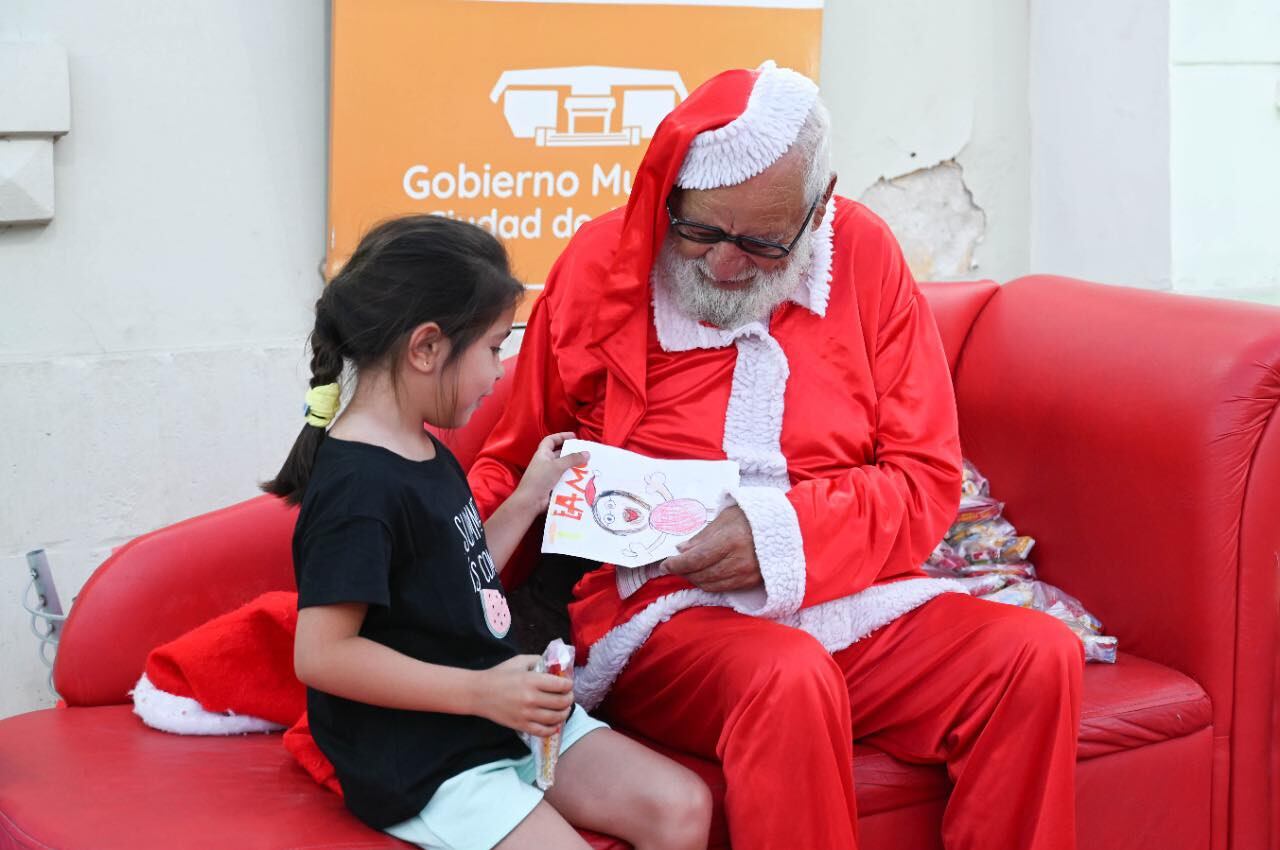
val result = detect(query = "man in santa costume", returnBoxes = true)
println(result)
[469,62,1083,850]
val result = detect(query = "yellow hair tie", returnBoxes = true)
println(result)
[304,383,341,427]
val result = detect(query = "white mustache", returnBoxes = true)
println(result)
[658,234,812,329]
[695,259,756,284]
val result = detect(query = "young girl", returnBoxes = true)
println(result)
[263,215,711,850]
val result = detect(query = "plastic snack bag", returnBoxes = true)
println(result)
[1080,633,1119,664]
[961,460,990,498]
[952,496,1005,526]
[954,573,1015,596]
[532,638,576,790]
[925,459,1119,663]
[957,561,1037,581]
[926,540,969,571]
[981,581,1037,608]
[1032,583,1104,634]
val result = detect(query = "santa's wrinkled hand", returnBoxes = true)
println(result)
[661,506,762,592]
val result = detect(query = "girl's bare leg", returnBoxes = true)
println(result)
[544,728,712,850]
[492,800,592,850]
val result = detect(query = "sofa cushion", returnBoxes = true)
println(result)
[0,705,405,850]
[624,650,1211,842]
[0,706,637,850]
[0,651,1210,850]
[1076,652,1212,759]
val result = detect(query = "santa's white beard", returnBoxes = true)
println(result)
[654,232,813,330]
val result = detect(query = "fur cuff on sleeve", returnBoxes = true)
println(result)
[723,485,805,619]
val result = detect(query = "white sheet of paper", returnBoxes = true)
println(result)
[541,440,740,567]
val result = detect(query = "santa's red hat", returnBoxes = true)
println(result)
[585,61,820,444]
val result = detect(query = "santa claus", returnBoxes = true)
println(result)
[468,62,1083,850]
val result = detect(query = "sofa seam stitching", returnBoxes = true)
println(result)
[1225,372,1280,841]
[945,280,1001,393]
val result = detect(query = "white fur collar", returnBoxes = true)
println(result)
[652,197,836,353]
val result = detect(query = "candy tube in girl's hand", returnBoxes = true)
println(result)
[533,638,576,790]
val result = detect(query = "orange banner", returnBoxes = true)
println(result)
[328,0,823,320]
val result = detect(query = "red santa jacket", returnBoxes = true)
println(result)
[468,196,965,709]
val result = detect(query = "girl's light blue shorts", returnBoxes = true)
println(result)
[384,705,609,850]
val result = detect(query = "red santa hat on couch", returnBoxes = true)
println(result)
[587,61,821,444]
[132,591,342,795]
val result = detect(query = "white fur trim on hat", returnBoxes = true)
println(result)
[131,673,284,736]
[677,61,820,190]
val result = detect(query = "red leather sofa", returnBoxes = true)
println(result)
[2,276,1277,850]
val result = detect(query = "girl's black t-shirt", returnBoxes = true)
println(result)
[293,434,525,829]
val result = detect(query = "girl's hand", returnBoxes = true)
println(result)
[513,432,589,516]
[475,655,574,737]
[485,434,589,574]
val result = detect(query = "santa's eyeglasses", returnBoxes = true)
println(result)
[666,195,819,260]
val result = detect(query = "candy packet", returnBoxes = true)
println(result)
[961,460,990,498]
[925,459,1118,663]
[952,496,1005,526]
[532,638,575,790]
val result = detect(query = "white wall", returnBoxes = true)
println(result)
[1029,0,1279,301]
[1029,0,1173,290]
[0,1,328,718]
[1170,0,1280,300]
[822,0,1030,283]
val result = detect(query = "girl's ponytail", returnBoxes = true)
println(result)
[261,304,345,505]
[263,214,523,506]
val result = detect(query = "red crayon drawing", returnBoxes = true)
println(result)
[586,472,714,559]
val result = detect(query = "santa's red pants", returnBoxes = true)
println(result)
[601,592,1084,850]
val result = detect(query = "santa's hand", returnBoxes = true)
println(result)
[661,506,762,593]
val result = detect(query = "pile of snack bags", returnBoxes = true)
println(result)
[925,461,1118,663]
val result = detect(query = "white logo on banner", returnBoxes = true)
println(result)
[489,66,688,148]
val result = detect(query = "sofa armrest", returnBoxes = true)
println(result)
[919,280,1000,376]
[54,495,299,707]
[953,275,1280,849]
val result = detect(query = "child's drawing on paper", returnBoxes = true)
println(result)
[542,440,740,593]
[587,472,715,559]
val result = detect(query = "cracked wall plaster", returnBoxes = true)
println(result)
[858,160,987,281]
[821,0,1029,282]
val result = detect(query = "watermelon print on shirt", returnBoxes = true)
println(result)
[453,497,512,639]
